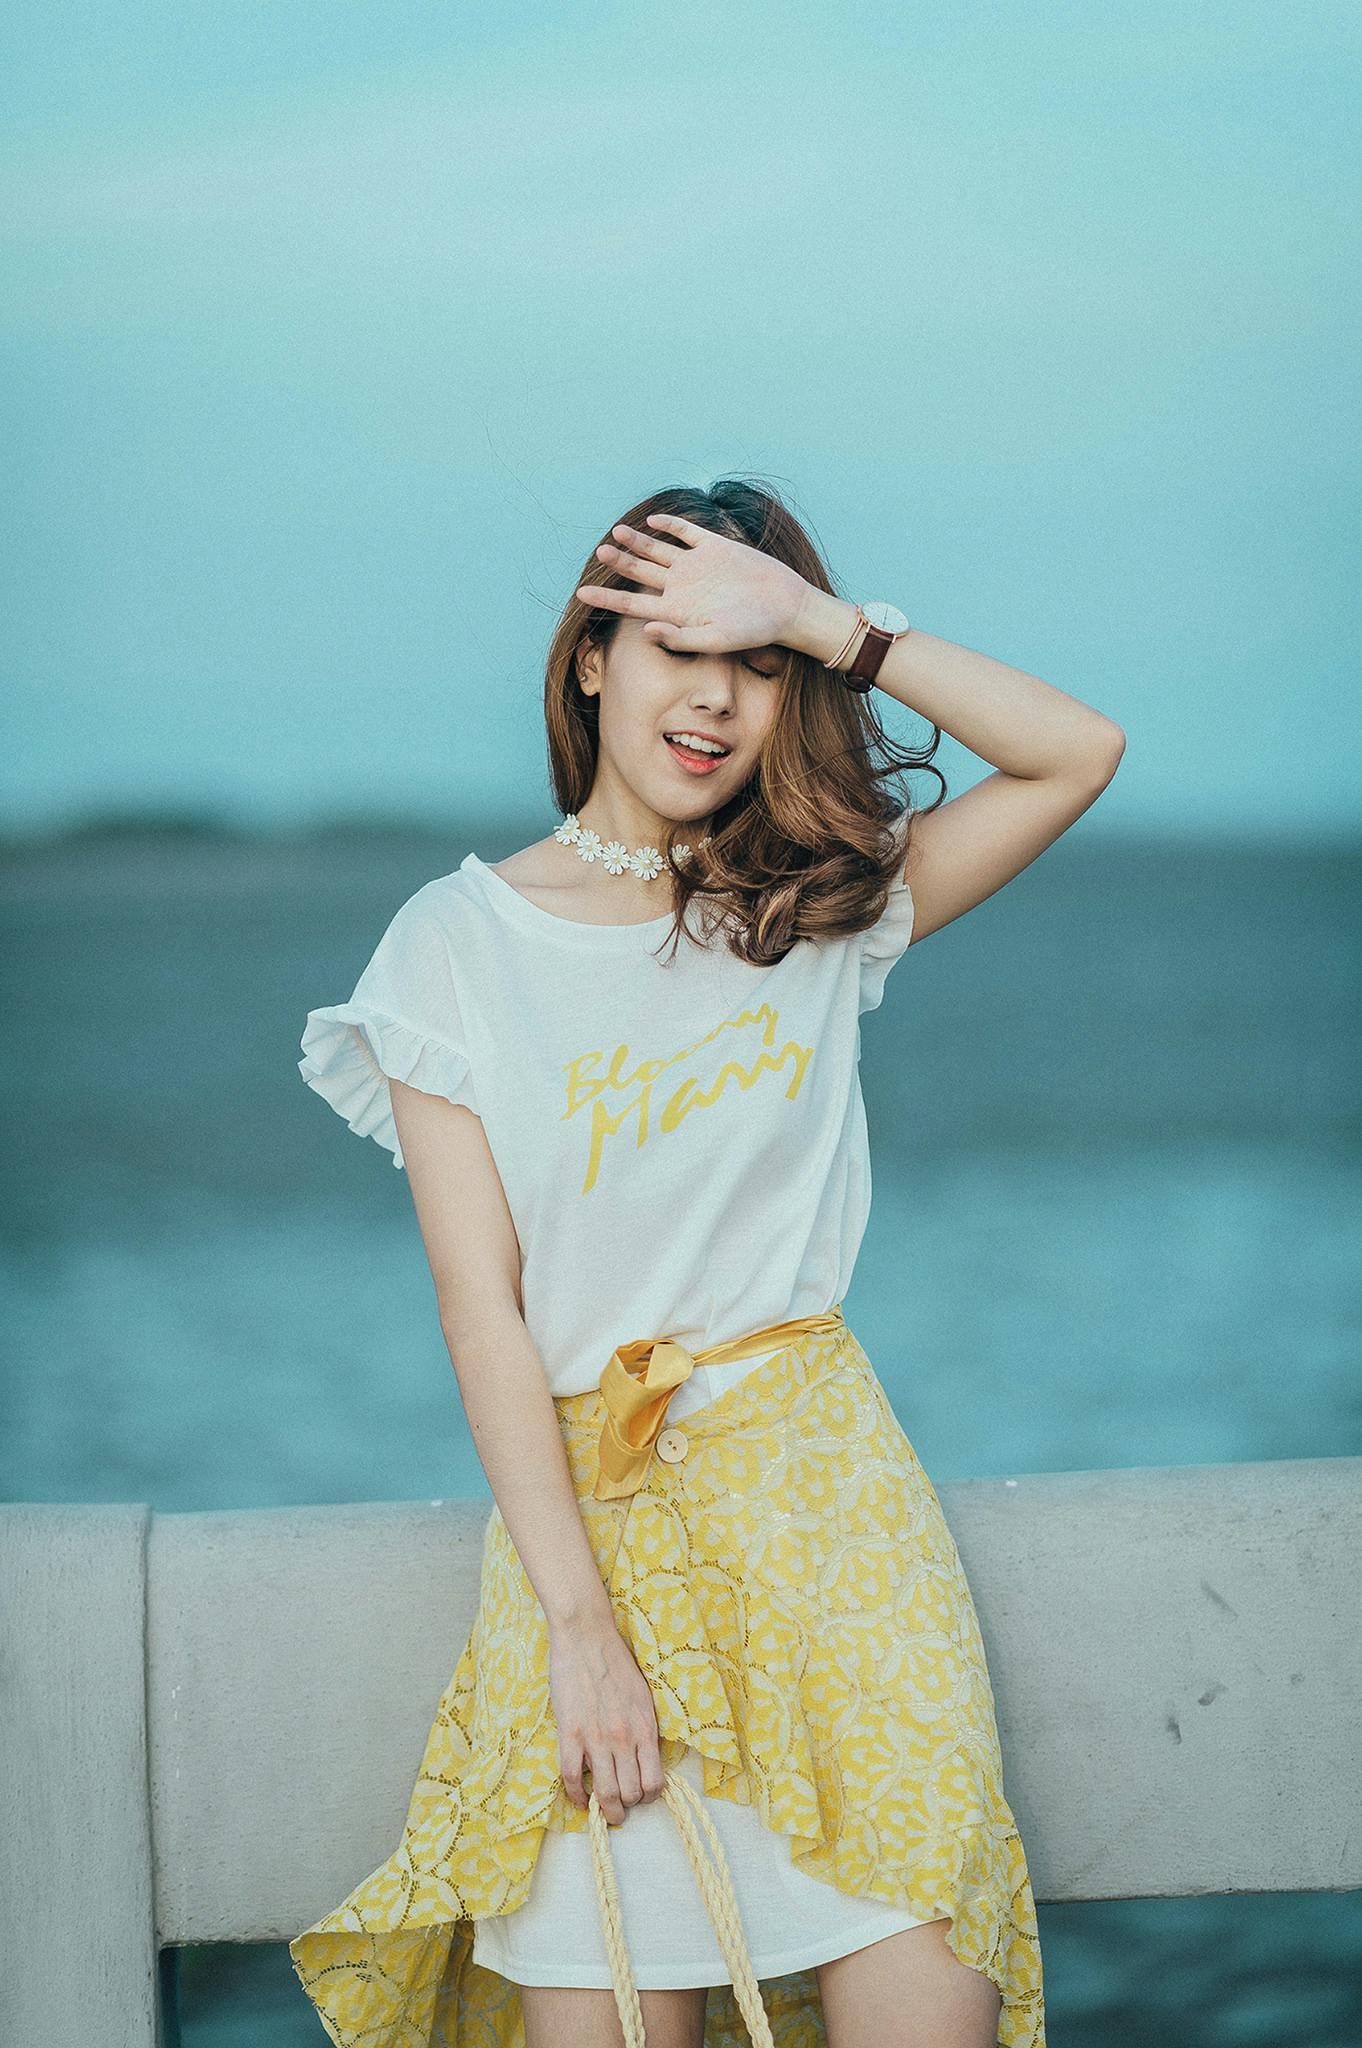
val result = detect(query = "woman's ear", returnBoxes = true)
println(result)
[576,639,603,697]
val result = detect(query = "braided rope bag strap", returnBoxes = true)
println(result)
[586,1763,776,2048]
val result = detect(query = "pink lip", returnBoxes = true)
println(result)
[663,735,730,775]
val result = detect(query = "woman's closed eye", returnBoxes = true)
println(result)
[665,648,778,678]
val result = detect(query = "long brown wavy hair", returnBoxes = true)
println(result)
[543,475,945,965]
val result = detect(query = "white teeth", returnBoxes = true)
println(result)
[666,732,729,756]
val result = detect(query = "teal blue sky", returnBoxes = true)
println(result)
[3,2,1358,840]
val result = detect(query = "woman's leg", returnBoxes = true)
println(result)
[815,1917,1002,2048]
[520,1981,709,2048]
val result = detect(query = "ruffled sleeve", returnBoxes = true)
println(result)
[857,811,916,1016]
[298,883,480,1170]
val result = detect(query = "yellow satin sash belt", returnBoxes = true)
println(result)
[591,1303,847,1501]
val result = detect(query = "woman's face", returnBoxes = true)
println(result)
[579,617,785,828]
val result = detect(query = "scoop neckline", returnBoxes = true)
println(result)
[460,851,679,942]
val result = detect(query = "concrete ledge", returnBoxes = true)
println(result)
[3,1457,1360,2037]
[0,1503,160,2043]
[146,1494,491,1944]
[937,1455,1362,1902]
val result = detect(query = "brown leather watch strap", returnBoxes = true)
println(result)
[843,621,895,691]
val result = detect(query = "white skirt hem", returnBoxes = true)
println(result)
[473,1904,938,1991]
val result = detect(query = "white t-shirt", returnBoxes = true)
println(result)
[298,815,915,1403]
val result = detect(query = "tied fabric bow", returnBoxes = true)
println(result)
[592,1305,847,1500]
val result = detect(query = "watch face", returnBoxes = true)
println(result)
[861,600,910,635]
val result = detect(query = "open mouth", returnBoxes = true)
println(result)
[663,732,732,773]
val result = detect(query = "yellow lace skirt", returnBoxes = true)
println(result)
[289,1317,1046,2046]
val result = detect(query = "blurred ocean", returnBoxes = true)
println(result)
[3,821,1359,2046]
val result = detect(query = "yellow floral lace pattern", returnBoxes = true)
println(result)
[289,1320,1045,2046]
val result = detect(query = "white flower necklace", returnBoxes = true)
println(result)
[553,812,704,882]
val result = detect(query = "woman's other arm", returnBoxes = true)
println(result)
[387,1075,664,1823]
[789,589,1127,944]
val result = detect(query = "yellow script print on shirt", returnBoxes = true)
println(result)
[562,1000,814,1194]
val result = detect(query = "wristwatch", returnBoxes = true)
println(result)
[829,601,912,692]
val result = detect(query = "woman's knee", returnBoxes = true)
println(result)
[816,1917,1002,2048]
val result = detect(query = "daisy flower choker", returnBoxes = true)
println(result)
[553,813,706,883]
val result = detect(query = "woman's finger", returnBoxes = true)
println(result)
[635,1731,666,1805]
[587,1752,627,1826]
[593,540,668,590]
[612,1743,644,1812]
[560,1741,587,1811]
[576,583,653,615]
[611,520,682,565]
[642,620,711,651]
[645,511,702,544]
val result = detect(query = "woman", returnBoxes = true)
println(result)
[290,477,1122,2048]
